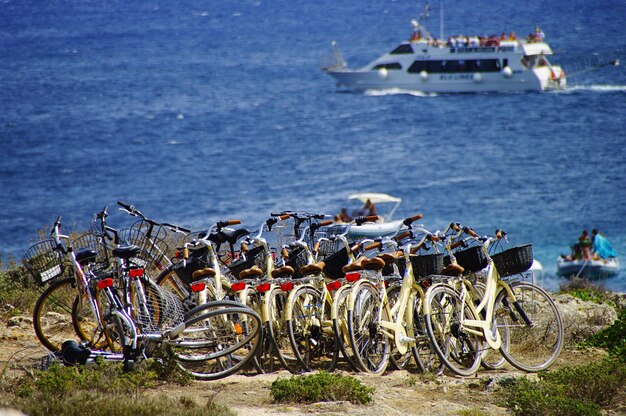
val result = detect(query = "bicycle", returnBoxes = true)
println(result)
[423,227,563,376]
[343,217,449,375]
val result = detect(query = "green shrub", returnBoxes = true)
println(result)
[501,358,626,416]
[0,260,39,318]
[558,279,613,306]
[581,308,626,360]
[1,360,232,416]
[271,371,374,404]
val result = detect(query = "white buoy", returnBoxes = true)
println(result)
[502,66,513,78]
[420,70,429,81]
[378,68,388,79]
[473,73,482,83]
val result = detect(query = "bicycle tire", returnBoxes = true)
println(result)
[347,281,390,374]
[386,285,416,372]
[331,285,361,371]
[169,305,262,380]
[33,277,80,352]
[409,289,445,375]
[287,285,338,372]
[156,264,192,298]
[495,281,563,372]
[266,286,300,373]
[472,281,507,370]
[72,285,117,351]
[424,283,483,377]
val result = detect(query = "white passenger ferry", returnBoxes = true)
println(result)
[323,18,566,93]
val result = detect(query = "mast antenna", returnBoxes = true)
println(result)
[439,2,444,40]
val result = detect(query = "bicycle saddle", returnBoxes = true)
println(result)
[75,248,97,266]
[112,244,141,260]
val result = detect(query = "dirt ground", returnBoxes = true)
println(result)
[1,316,614,416]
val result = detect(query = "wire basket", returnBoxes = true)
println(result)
[118,227,170,270]
[173,246,209,284]
[492,244,533,277]
[454,245,488,273]
[322,247,350,279]
[23,240,65,285]
[285,246,309,279]
[410,253,445,278]
[71,232,111,273]
[228,245,266,279]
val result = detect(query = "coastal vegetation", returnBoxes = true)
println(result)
[1,360,232,416]
[501,357,626,416]
[270,371,374,404]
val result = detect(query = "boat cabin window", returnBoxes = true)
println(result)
[390,44,414,54]
[373,62,403,70]
[407,59,501,73]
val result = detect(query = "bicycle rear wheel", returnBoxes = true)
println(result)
[495,282,563,372]
[287,285,339,372]
[169,303,262,380]
[424,283,483,377]
[347,281,390,375]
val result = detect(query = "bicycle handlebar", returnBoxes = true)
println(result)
[353,215,379,226]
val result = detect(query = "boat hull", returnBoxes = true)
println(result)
[556,258,620,279]
[347,220,404,238]
[326,66,564,93]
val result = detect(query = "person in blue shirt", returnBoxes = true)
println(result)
[591,229,617,259]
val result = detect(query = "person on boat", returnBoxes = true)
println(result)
[366,199,377,216]
[565,229,590,261]
[338,208,352,223]
[578,229,592,260]
[591,229,617,259]
[352,199,376,218]
[410,31,423,42]
[534,26,545,41]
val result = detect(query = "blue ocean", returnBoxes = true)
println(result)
[1,0,625,292]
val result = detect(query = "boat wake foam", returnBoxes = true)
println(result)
[563,84,626,93]
[363,88,437,97]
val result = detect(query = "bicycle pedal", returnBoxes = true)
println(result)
[398,334,415,345]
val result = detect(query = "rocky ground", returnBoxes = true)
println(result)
[0,292,623,416]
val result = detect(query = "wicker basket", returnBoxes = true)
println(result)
[454,245,488,273]
[492,244,533,277]
[410,253,444,277]
[23,240,64,285]
[322,247,350,279]
[228,245,266,279]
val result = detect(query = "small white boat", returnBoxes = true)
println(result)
[323,10,566,93]
[556,257,620,279]
[336,193,406,238]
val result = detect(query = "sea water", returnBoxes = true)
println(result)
[1,0,625,292]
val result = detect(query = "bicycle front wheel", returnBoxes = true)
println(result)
[287,285,338,372]
[33,277,80,352]
[266,286,300,373]
[169,303,262,380]
[424,283,483,377]
[347,281,390,375]
[495,282,563,372]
